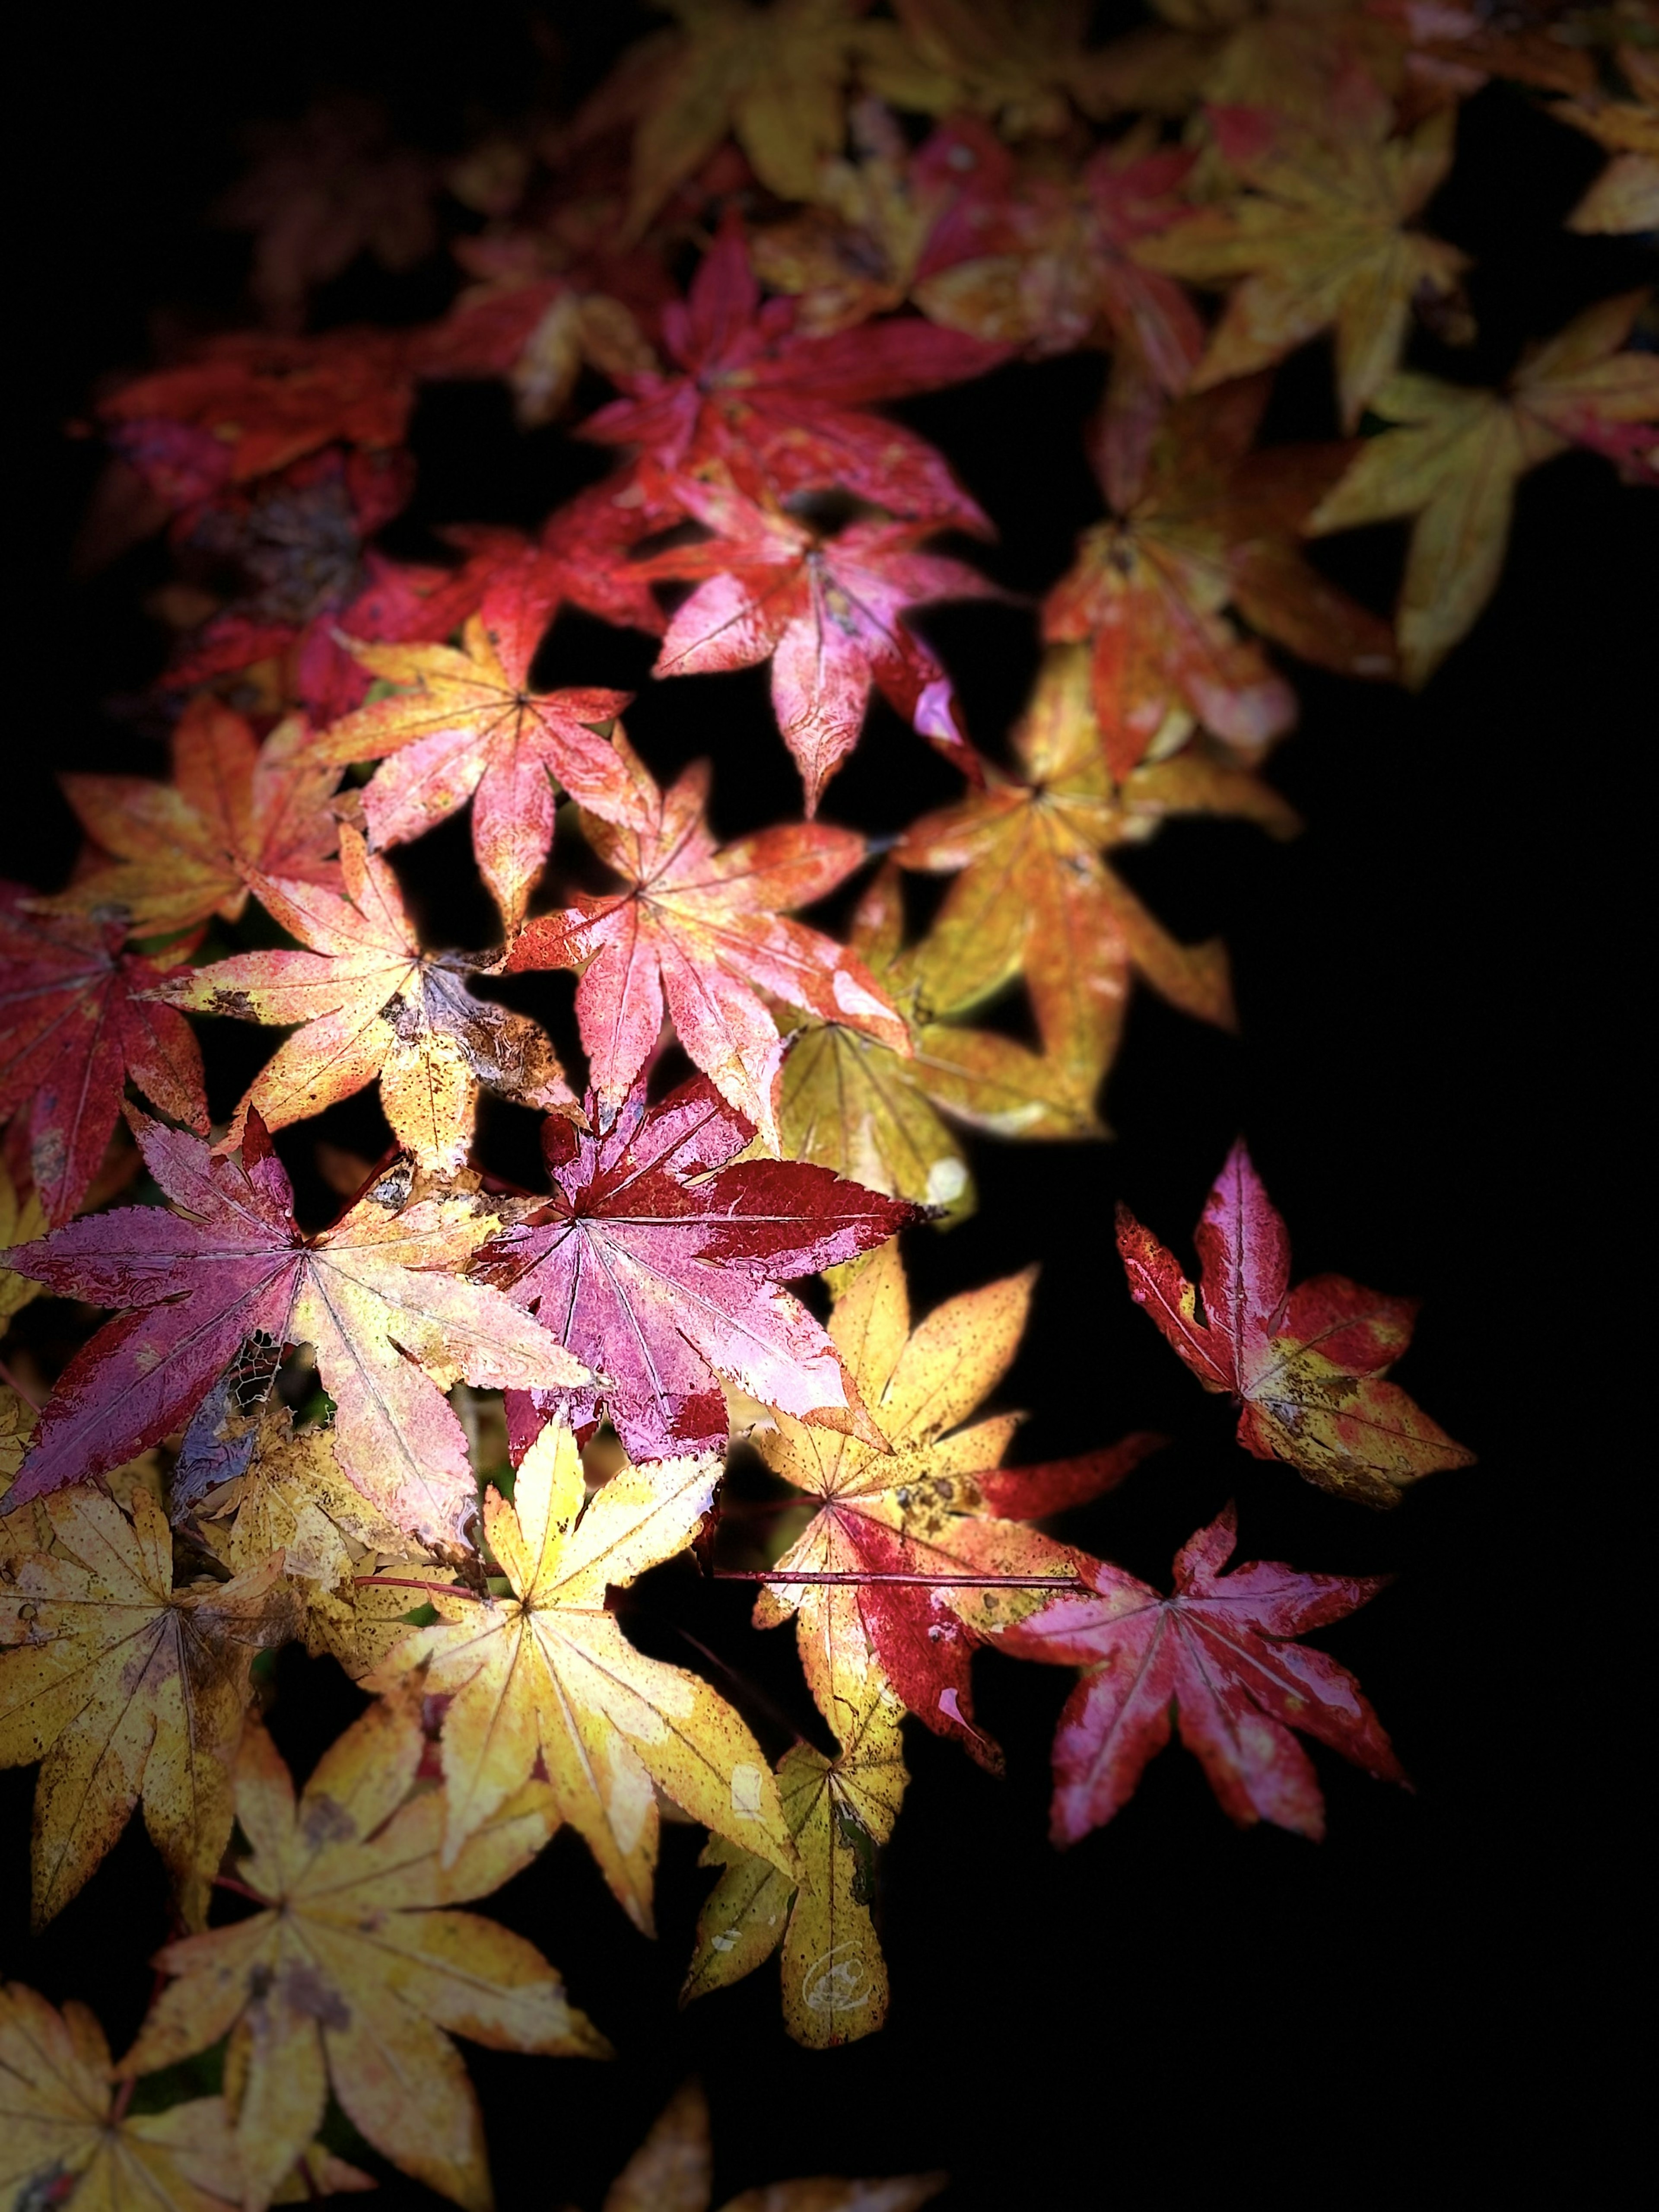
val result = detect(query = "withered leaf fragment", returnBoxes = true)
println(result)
[0,1483,292,1926]
[0,887,207,1225]
[964,1502,1404,1842]
[120,1697,606,2212]
[1117,1139,1473,1505]
[754,1241,1157,1761]
[150,825,575,1168]
[0,1110,588,1547]
[472,1071,915,1467]
[683,1675,908,2049]
[369,1418,796,1929]
[508,733,905,1150]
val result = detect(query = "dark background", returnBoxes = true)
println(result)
[7,3,1651,2201]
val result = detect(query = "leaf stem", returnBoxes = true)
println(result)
[713,1569,1087,1589]
[352,1574,480,1600]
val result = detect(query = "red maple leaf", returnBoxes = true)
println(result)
[100,328,417,512]
[639,471,1000,808]
[1116,1140,1474,1506]
[471,1070,917,1466]
[0,889,207,1225]
[506,732,906,1149]
[0,1112,587,1545]
[580,214,1009,528]
[979,1503,1404,1841]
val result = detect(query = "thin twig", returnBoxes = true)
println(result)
[352,1575,481,1600]
[212,1873,267,1903]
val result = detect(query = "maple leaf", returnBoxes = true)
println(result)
[368,1417,796,1928]
[597,2077,946,2212]
[1135,81,1469,430]
[0,1482,292,1926]
[470,1070,915,1466]
[895,643,1301,1080]
[752,1240,1158,1761]
[40,698,341,943]
[0,1981,372,2212]
[775,862,1109,1222]
[305,574,641,929]
[418,264,660,426]
[871,0,1125,136]
[640,471,999,808]
[191,1397,412,1669]
[1557,43,1659,236]
[1308,291,1659,682]
[1117,1139,1474,1505]
[1043,375,1397,774]
[964,1502,1405,1842]
[505,734,906,1148]
[683,1674,907,2048]
[572,0,880,236]
[581,215,1008,529]
[120,1696,607,2212]
[150,826,575,1168]
[0,886,208,1225]
[0,1110,589,1547]
[913,127,1205,392]
[100,329,418,512]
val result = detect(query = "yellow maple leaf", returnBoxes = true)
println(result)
[683,1674,908,2048]
[367,1419,798,1930]
[120,1696,606,2212]
[1559,44,1659,236]
[1309,291,1659,681]
[0,1483,293,1928]
[0,1980,372,2212]
[0,1156,47,1339]
[1137,79,1468,430]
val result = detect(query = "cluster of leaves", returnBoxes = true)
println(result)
[4,1,1653,2204]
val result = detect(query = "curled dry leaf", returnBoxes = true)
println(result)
[684,1675,908,2049]
[1117,1138,1474,1505]
[471,1070,916,1466]
[149,825,575,1167]
[754,1239,1158,1763]
[0,1110,588,1547]
[0,887,207,1225]
[120,1697,606,2212]
[369,1418,796,1929]
[963,1502,1405,1843]
[39,698,341,944]
[0,1483,294,1927]
[507,733,904,1148]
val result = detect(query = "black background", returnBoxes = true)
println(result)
[6,4,1652,2202]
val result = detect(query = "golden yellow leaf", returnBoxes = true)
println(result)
[367,1420,798,1931]
[121,1697,605,2212]
[683,1676,908,2049]
[0,1156,47,1337]
[0,1483,294,1928]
